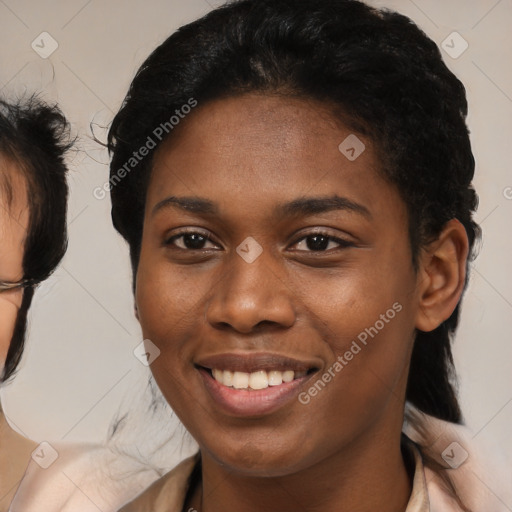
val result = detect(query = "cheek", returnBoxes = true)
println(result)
[295,260,416,406]
[135,252,206,349]
[297,258,412,341]
[0,298,20,366]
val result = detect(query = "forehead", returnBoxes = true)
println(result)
[154,95,365,188]
[156,93,361,164]
[147,93,405,225]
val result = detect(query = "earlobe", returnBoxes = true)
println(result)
[415,219,469,332]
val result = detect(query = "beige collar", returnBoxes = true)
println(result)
[405,442,430,511]
[120,440,429,512]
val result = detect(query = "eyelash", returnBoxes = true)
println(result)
[164,229,354,253]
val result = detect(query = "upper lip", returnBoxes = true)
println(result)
[195,352,320,374]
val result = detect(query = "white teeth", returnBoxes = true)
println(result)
[223,370,234,386]
[211,368,306,390]
[268,370,283,386]
[232,371,249,389]
[282,370,294,383]
[249,370,268,390]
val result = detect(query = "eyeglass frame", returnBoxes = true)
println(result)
[0,278,37,293]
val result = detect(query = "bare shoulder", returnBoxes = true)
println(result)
[9,442,160,512]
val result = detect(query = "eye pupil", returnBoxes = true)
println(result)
[307,235,330,251]
[184,233,206,249]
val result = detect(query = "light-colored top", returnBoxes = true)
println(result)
[119,415,512,512]
[8,442,161,512]
[119,440,430,512]
[6,411,511,511]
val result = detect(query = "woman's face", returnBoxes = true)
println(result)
[136,94,422,475]
[0,160,28,367]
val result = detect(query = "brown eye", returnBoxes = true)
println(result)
[292,233,354,252]
[165,231,218,251]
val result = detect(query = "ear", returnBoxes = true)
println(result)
[415,219,469,332]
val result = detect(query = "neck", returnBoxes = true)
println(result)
[193,421,412,512]
[0,402,37,511]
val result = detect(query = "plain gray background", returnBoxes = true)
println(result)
[0,0,511,474]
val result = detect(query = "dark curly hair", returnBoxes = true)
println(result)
[0,96,71,382]
[108,0,479,425]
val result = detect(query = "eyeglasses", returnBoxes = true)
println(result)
[0,278,36,293]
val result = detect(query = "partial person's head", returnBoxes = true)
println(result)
[0,97,70,382]
[108,0,478,475]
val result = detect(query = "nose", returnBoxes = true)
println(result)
[205,247,296,334]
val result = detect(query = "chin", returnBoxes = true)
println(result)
[206,441,312,477]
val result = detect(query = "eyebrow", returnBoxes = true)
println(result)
[151,194,371,219]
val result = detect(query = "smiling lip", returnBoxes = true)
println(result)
[196,352,317,374]
[195,352,319,417]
